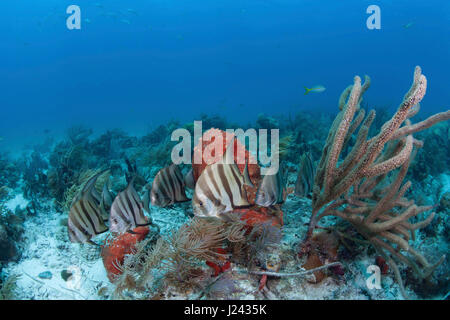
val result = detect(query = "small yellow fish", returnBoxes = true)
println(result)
[304,85,326,95]
[403,22,414,29]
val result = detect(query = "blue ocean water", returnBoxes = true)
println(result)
[0,0,449,153]
[0,1,449,301]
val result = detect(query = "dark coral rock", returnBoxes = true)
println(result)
[0,224,18,263]
[142,125,169,145]
[38,271,53,280]
[61,270,72,282]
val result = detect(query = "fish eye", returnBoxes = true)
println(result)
[199,201,203,206]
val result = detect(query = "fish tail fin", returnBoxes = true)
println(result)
[304,87,311,95]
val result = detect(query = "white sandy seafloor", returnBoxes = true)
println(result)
[2,173,449,300]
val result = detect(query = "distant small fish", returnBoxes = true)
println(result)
[94,3,103,8]
[255,166,286,207]
[120,19,131,25]
[106,12,118,19]
[403,22,414,29]
[151,164,190,207]
[84,18,91,24]
[109,179,150,235]
[127,8,138,15]
[193,139,254,218]
[304,85,326,95]
[184,168,196,190]
[68,172,109,244]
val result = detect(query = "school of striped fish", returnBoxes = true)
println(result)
[67,137,314,245]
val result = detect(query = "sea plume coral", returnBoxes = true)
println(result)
[303,66,450,298]
[111,216,248,299]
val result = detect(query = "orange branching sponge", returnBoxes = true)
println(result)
[192,128,261,203]
[101,226,149,282]
[235,207,283,228]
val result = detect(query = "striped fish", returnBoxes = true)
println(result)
[68,172,109,244]
[150,164,190,207]
[109,179,150,235]
[99,180,114,220]
[294,152,315,198]
[142,183,151,213]
[193,139,254,218]
[184,168,196,190]
[255,166,286,207]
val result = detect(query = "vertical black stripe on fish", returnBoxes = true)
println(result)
[172,166,186,201]
[76,200,97,235]
[216,164,234,209]
[228,164,246,205]
[224,163,247,207]
[174,166,188,199]
[114,192,132,226]
[117,191,134,227]
[84,198,107,234]
[167,167,180,202]
[69,206,91,240]
[164,167,177,202]
[156,171,171,203]
[204,167,221,206]
[127,186,146,226]
[206,166,226,209]
[195,174,215,216]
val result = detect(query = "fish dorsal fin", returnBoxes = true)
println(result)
[81,169,108,199]
[102,177,111,196]
[126,177,137,192]
[221,137,236,165]
[81,173,100,198]
[243,161,254,188]
[142,187,151,213]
